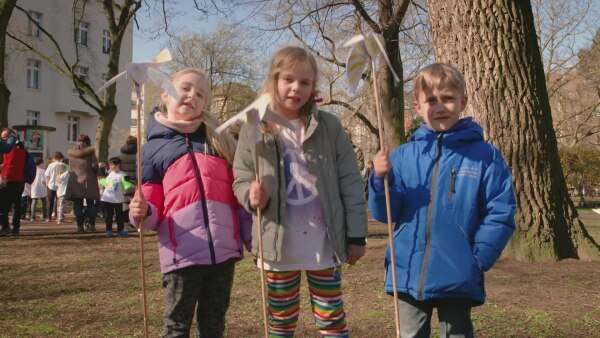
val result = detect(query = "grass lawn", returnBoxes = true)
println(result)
[0,211,598,337]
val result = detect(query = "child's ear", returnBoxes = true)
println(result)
[160,89,169,103]
[461,95,468,111]
[413,101,421,114]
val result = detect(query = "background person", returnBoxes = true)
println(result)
[65,134,100,232]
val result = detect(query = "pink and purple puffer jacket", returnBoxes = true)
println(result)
[132,111,252,274]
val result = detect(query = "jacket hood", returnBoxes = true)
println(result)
[120,143,137,154]
[412,117,484,146]
[68,144,96,158]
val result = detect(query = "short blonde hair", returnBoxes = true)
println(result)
[263,46,318,119]
[413,63,466,98]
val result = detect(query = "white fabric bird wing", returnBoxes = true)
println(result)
[343,33,400,96]
[95,48,179,100]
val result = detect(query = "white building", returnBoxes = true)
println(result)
[5,0,133,160]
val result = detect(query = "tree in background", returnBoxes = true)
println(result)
[428,0,600,261]
[533,0,600,148]
[0,0,17,130]
[166,26,259,122]
[560,146,600,206]
[7,0,142,162]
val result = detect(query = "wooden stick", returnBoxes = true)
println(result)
[254,143,269,338]
[134,83,150,338]
[371,61,401,338]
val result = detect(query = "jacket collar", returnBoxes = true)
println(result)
[412,117,484,147]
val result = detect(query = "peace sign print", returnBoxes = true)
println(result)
[283,148,318,206]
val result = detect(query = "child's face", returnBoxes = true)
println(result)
[414,84,467,132]
[162,72,208,122]
[109,162,119,171]
[276,61,314,119]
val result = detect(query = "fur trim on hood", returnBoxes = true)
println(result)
[68,144,96,158]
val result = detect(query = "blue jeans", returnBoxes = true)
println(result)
[72,198,97,229]
[397,293,474,338]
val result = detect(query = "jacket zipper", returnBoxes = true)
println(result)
[449,168,456,202]
[185,135,217,265]
[273,133,282,260]
[418,133,443,300]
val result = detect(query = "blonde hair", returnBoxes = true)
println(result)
[262,46,319,121]
[413,63,466,98]
[160,68,237,165]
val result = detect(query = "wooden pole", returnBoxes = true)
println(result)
[254,143,269,338]
[134,83,149,338]
[371,61,401,338]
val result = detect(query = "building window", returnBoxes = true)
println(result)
[102,30,111,53]
[27,59,41,89]
[26,110,40,126]
[73,66,88,93]
[28,11,42,38]
[74,21,88,46]
[67,116,80,142]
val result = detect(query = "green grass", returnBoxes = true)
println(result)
[578,208,600,241]
[0,218,599,337]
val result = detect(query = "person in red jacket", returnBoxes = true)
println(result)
[0,128,26,236]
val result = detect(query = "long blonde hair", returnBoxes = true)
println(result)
[262,46,319,122]
[160,68,237,165]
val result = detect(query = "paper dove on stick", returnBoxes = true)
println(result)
[216,93,295,143]
[343,33,400,97]
[95,48,179,100]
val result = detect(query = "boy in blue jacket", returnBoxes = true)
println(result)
[369,63,516,337]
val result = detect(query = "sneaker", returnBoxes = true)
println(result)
[0,228,10,236]
[56,219,62,225]
[117,230,129,237]
[29,218,35,222]
[89,226,96,232]
[45,218,51,223]
[77,227,84,233]
[106,231,113,238]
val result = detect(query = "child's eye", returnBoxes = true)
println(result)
[196,93,203,98]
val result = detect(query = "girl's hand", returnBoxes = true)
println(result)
[249,180,269,210]
[129,195,148,223]
[346,244,366,265]
[373,148,391,178]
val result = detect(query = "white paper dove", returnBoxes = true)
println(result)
[343,33,400,96]
[95,48,179,100]
[593,208,600,215]
[215,93,295,143]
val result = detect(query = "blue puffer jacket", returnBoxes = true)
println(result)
[369,118,516,305]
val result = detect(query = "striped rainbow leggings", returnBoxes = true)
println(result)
[266,268,348,337]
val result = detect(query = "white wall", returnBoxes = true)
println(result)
[5,0,133,160]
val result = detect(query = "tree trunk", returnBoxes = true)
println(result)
[0,0,17,130]
[380,25,405,146]
[427,0,600,261]
[96,105,116,163]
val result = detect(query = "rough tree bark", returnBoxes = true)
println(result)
[0,0,17,130]
[427,0,600,261]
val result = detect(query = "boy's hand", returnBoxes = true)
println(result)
[129,196,148,223]
[373,148,391,178]
[346,244,366,265]
[249,180,269,210]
